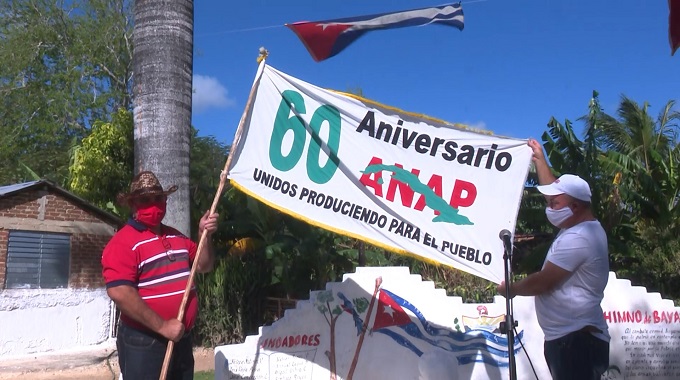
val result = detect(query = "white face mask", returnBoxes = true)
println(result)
[545,206,573,227]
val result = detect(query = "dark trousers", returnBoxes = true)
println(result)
[117,323,194,380]
[544,330,609,380]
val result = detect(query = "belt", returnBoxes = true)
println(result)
[120,321,191,340]
[577,325,602,334]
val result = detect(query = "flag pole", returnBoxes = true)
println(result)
[346,277,382,380]
[159,49,268,380]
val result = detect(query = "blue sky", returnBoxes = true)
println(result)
[191,0,678,146]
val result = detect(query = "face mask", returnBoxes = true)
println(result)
[545,206,573,227]
[136,202,166,227]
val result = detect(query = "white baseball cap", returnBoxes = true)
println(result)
[536,174,592,202]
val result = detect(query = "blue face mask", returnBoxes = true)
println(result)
[545,206,573,227]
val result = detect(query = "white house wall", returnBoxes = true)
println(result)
[0,288,112,357]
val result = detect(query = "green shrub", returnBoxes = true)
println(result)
[194,253,271,346]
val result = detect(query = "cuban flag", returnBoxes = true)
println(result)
[371,288,522,367]
[671,0,680,55]
[286,3,464,62]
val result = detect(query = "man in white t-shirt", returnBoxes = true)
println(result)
[497,139,610,380]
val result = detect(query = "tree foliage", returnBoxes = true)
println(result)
[68,109,231,220]
[188,130,230,239]
[219,189,355,299]
[600,97,680,229]
[69,108,134,212]
[0,0,133,185]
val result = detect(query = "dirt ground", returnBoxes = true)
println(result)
[0,347,214,380]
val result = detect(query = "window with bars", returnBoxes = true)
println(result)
[5,230,71,289]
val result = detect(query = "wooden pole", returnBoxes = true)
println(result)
[159,54,267,380]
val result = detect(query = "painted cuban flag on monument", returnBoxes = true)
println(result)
[226,61,532,283]
[286,3,464,62]
[371,288,523,367]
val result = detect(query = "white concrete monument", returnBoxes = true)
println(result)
[215,267,680,379]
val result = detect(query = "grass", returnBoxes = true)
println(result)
[195,370,215,380]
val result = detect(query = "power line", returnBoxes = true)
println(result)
[196,24,282,37]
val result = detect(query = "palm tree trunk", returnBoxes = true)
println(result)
[133,0,193,235]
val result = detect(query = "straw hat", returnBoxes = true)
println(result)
[117,171,178,205]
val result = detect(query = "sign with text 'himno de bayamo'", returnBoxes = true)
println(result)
[227,62,532,283]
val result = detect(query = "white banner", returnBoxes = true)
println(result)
[228,62,532,283]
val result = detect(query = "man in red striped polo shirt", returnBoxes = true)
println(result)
[102,171,219,379]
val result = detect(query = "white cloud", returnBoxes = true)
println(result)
[192,74,234,113]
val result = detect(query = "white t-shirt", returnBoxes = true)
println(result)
[535,220,610,342]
